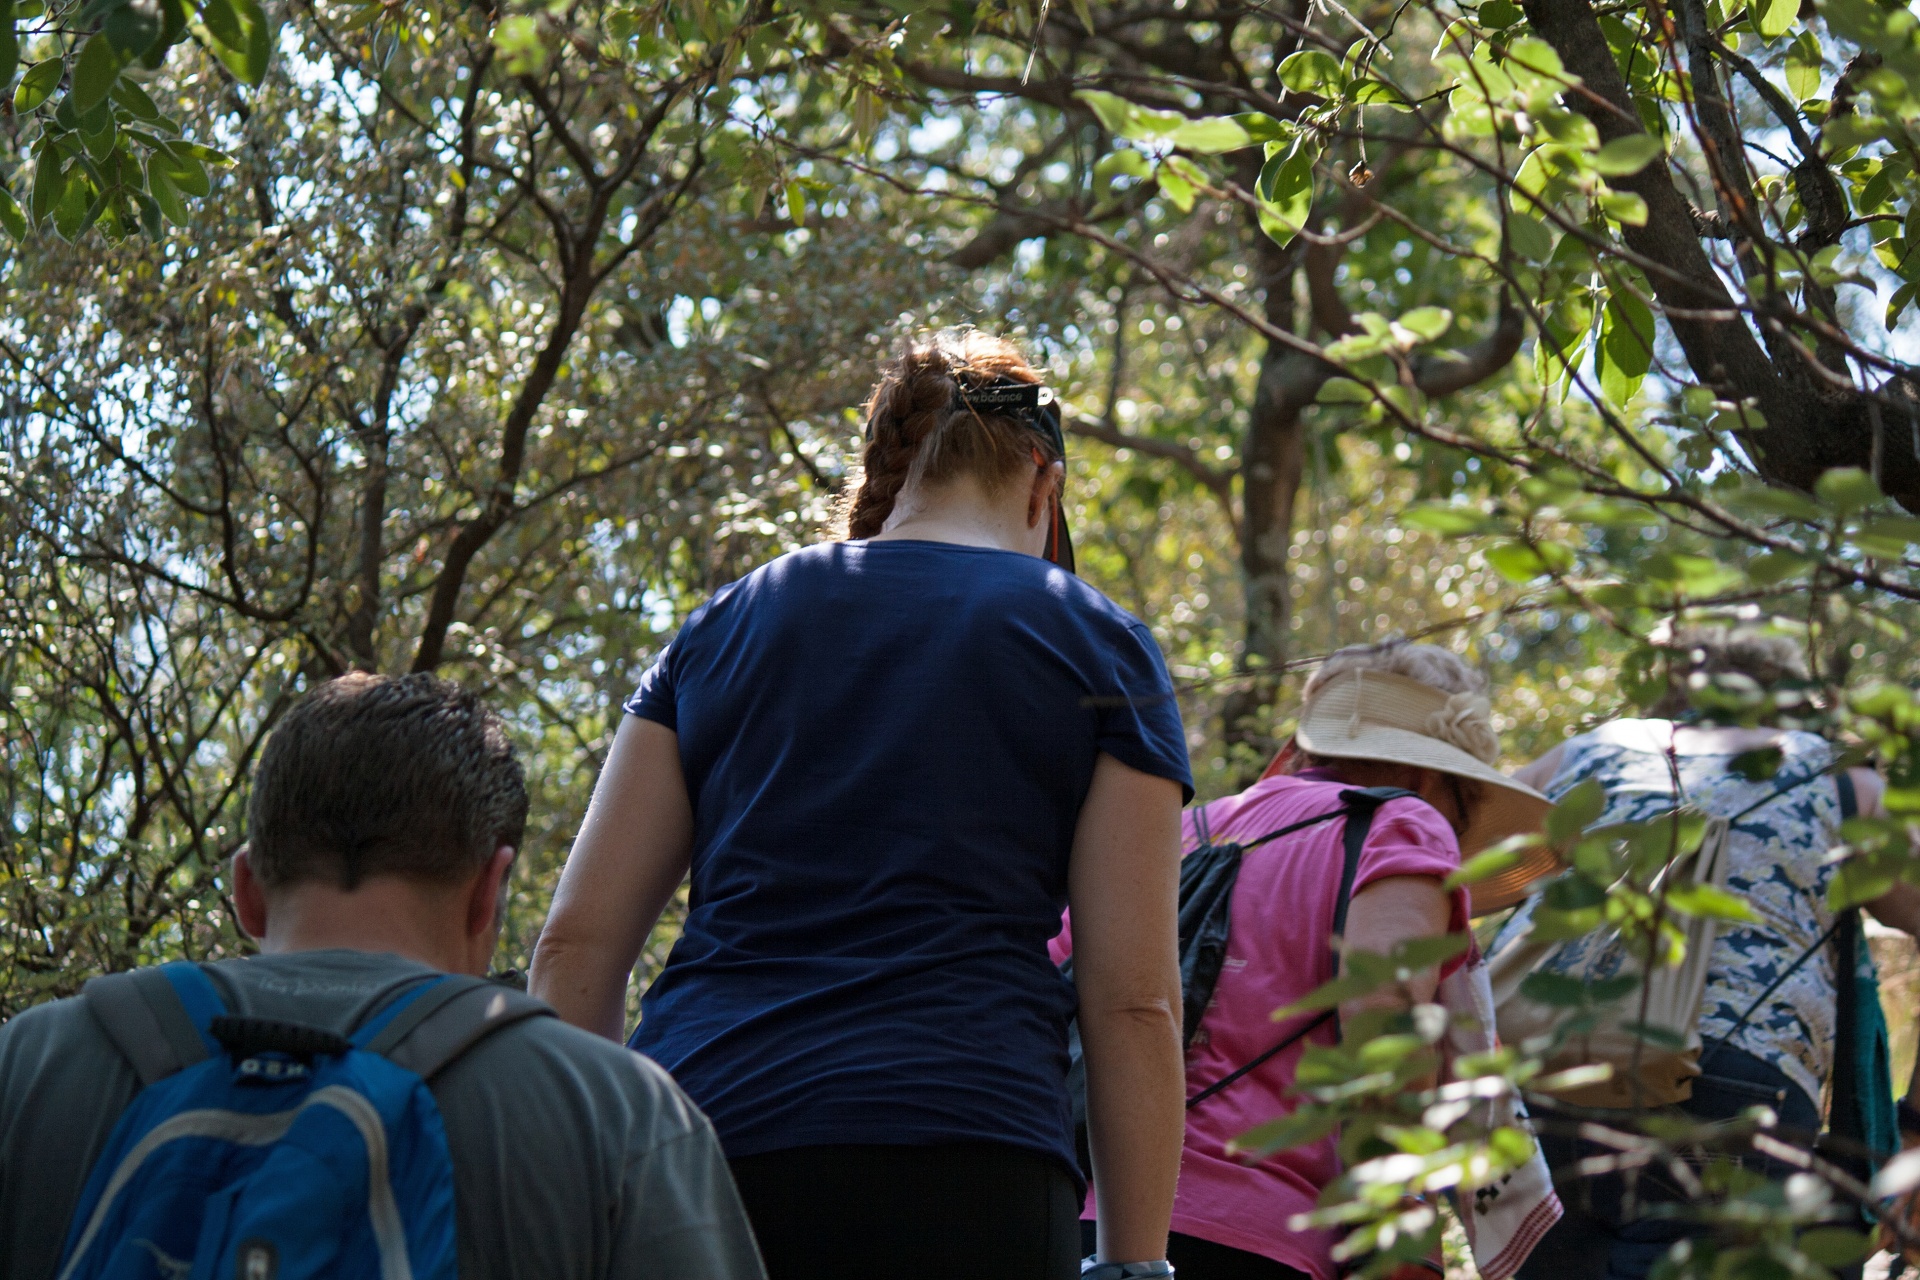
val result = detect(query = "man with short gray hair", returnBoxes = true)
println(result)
[0,672,766,1280]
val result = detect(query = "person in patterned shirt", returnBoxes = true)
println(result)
[1500,625,1920,1280]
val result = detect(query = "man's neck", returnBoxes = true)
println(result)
[257,877,480,975]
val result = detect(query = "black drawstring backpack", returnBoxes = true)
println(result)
[1059,786,1417,1177]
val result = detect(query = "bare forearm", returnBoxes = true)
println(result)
[530,926,634,1041]
[529,716,693,1040]
[1081,1000,1186,1264]
[1065,754,1185,1265]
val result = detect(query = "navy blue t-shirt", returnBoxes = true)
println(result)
[624,539,1191,1175]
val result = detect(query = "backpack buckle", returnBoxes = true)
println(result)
[209,1015,351,1084]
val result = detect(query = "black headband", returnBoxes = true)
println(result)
[948,378,1066,457]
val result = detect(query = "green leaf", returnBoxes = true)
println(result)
[1643,550,1742,597]
[1619,1020,1689,1050]
[1746,550,1813,584]
[201,0,271,82]
[492,13,546,76]
[1797,1228,1872,1268]
[1785,31,1822,102]
[1391,932,1470,973]
[1479,0,1523,27]
[1597,189,1648,226]
[1544,872,1607,911]
[1721,484,1821,521]
[104,0,163,56]
[1599,291,1655,406]
[1398,503,1489,535]
[145,164,187,223]
[1077,89,1135,136]
[1750,0,1795,40]
[1350,79,1407,108]
[133,187,161,235]
[1394,306,1453,343]
[1534,1063,1616,1093]
[1093,147,1151,193]
[1486,540,1563,583]
[71,34,122,116]
[1447,841,1524,890]
[1230,113,1291,143]
[1858,515,1920,549]
[1590,134,1663,176]
[1546,778,1607,844]
[1664,882,1757,923]
[152,143,208,196]
[1729,745,1784,781]
[0,16,17,95]
[0,187,26,241]
[784,179,804,226]
[51,166,94,239]
[111,77,162,121]
[172,141,231,166]
[29,152,65,225]
[1277,49,1344,97]
[1518,970,1591,1007]
[14,58,62,113]
[1230,1105,1340,1158]
[1257,145,1315,247]
[1156,159,1196,212]
[1816,466,1882,517]
[1507,212,1554,262]
[1168,115,1254,153]
[1588,975,1640,1003]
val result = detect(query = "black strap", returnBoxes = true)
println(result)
[1184,787,1415,1110]
[82,968,216,1087]
[1698,770,1856,1072]
[1726,761,1839,824]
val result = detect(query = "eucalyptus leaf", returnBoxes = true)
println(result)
[15,58,62,113]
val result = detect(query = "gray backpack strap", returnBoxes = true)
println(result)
[81,968,215,1087]
[363,975,556,1080]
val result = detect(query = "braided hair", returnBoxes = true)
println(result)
[843,330,1062,540]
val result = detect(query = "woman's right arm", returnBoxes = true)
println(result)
[530,715,694,1041]
[1069,752,1187,1266]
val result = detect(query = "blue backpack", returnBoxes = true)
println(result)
[55,962,552,1280]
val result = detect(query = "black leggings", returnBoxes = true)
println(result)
[730,1142,1084,1280]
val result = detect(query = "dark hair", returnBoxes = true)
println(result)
[843,329,1062,539]
[246,673,528,891]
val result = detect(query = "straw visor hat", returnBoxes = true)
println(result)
[1294,668,1556,914]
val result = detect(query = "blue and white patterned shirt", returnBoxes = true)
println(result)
[1500,719,1842,1108]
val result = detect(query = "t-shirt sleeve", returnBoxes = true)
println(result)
[624,645,679,731]
[1353,797,1471,955]
[0,997,143,1278]
[625,600,724,732]
[1094,621,1194,803]
[611,1062,767,1280]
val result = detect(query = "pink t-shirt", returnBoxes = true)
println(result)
[1050,774,1467,1279]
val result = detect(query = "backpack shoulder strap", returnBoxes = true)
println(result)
[1329,787,1420,970]
[361,975,556,1080]
[81,963,224,1087]
[1837,769,1858,821]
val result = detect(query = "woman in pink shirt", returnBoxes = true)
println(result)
[1053,641,1553,1280]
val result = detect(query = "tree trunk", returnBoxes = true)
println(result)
[1221,238,1311,775]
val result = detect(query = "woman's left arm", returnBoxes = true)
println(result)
[530,715,694,1041]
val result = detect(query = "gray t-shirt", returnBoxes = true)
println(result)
[0,949,766,1280]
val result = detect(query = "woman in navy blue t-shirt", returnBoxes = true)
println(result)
[532,331,1193,1280]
